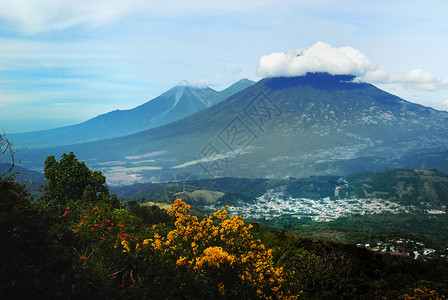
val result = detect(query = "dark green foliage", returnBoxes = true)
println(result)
[346,168,448,206]
[113,177,275,205]
[195,177,270,197]
[321,213,448,249]
[0,177,74,299]
[284,175,340,198]
[42,152,121,216]
[126,201,172,225]
[43,152,109,203]
[258,212,448,251]
[251,226,448,299]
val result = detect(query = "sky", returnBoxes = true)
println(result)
[1,0,448,133]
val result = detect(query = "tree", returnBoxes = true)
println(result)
[42,152,119,210]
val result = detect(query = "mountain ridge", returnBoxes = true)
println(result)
[9,78,255,149]
[18,73,448,185]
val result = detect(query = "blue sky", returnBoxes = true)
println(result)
[1,0,447,133]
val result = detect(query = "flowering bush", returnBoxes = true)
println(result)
[66,198,301,298]
[400,286,446,300]
[133,199,301,299]
[70,202,148,290]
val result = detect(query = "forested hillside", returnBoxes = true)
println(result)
[2,150,447,298]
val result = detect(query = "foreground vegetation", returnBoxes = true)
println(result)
[1,152,448,299]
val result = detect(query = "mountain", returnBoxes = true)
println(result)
[18,73,448,185]
[0,163,46,197]
[9,79,255,149]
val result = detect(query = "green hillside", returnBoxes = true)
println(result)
[345,168,448,207]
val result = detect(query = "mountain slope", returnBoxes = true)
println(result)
[0,163,46,196]
[344,168,448,208]
[19,73,448,185]
[9,79,254,149]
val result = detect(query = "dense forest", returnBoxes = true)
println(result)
[1,148,448,298]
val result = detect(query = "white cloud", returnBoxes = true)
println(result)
[363,69,389,82]
[441,100,448,107]
[0,0,145,34]
[364,68,448,91]
[257,42,377,77]
[171,148,248,169]
[125,151,166,160]
[258,42,448,92]
[0,0,278,35]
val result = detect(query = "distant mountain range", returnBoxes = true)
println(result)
[9,79,254,149]
[18,73,448,185]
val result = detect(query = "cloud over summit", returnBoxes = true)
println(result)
[258,42,448,93]
[177,79,213,88]
[257,42,377,77]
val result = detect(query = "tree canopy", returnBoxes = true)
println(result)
[42,152,120,210]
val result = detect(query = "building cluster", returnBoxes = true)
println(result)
[202,191,448,261]
[206,190,410,221]
[358,238,445,260]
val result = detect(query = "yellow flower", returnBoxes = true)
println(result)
[121,240,131,252]
[150,199,296,299]
[176,256,187,266]
[218,282,225,295]
[152,239,162,250]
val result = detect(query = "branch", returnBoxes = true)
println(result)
[0,132,24,178]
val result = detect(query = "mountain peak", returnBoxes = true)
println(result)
[235,78,254,84]
[9,78,253,149]
[176,80,210,89]
[266,72,356,82]
[262,72,359,90]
